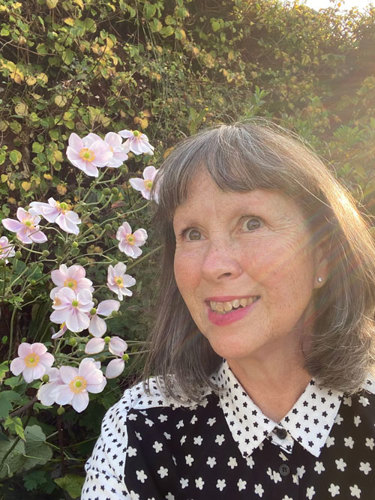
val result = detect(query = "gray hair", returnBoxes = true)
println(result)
[142,120,375,399]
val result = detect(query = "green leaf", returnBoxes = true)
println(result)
[36,43,48,55]
[23,469,48,491]
[0,438,25,479]
[62,49,74,65]
[54,474,85,499]
[160,26,174,38]
[9,150,22,165]
[0,391,21,419]
[143,2,156,20]
[23,425,52,469]
[0,361,9,383]
[32,142,44,153]
[3,416,25,440]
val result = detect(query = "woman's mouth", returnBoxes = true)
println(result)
[208,296,260,314]
[206,296,260,326]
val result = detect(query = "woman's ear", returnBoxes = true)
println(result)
[313,240,330,289]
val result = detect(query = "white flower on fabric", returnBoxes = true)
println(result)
[51,264,94,294]
[228,457,238,469]
[37,367,64,406]
[180,478,189,489]
[104,132,129,167]
[306,486,316,499]
[0,236,15,263]
[88,299,120,338]
[353,415,361,427]
[53,358,106,413]
[157,466,168,479]
[29,198,81,234]
[195,477,204,490]
[107,262,136,301]
[66,132,112,177]
[136,470,147,483]
[237,479,247,491]
[328,484,340,497]
[215,434,225,445]
[118,129,154,155]
[216,479,226,491]
[185,454,194,466]
[349,485,361,498]
[129,165,159,201]
[344,436,354,449]
[152,441,163,453]
[50,287,93,333]
[365,437,374,450]
[314,461,325,474]
[335,458,347,471]
[359,462,371,475]
[254,483,264,497]
[116,222,147,259]
[206,456,216,468]
[2,208,47,244]
[10,342,54,383]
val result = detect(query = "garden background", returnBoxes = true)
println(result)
[0,0,374,498]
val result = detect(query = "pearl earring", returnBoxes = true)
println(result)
[317,277,323,283]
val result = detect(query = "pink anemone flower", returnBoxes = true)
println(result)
[104,132,129,167]
[116,222,148,259]
[51,264,94,294]
[66,132,112,177]
[51,322,68,340]
[2,208,47,244]
[29,198,81,235]
[88,299,121,337]
[0,236,15,263]
[118,129,154,155]
[85,335,127,356]
[50,287,94,333]
[53,358,106,413]
[10,342,54,383]
[107,263,136,301]
[129,165,159,201]
[37,367,64,406]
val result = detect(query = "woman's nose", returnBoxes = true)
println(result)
[201,239,242,281]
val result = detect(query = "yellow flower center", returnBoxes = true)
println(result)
[79,147,96,162]
[144,180,153,191]
[24,220,35,229]
[115,276,124,287]
[54,297,62,307]
[72,299,79,307]
[24,352,40,368]
[57,201,69,213]
[64,278,77,290]
[69,376,87,394]
[126,234,135,245]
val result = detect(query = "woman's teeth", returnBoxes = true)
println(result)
[209,296,259,314]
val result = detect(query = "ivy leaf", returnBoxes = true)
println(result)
[54,474,85,499]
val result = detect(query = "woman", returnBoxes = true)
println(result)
[82,121,375,499]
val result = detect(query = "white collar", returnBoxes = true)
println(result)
[213,361,343,458]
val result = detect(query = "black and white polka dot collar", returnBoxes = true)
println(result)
[213,361,343,459]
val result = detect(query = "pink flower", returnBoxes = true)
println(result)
[107,263,136,301]
[29,198,81,235]
[116,222,148,259]
[85,336,127,356]
[2,208,47,245]
[129,165,159,201]
[0,236,15,263]
[51,322,68,340]
[37,367,64,406]
[104,132,129,167]
[53,358,106,413]
[118,129,154,155]
[66,132,112,177]
[51,264,94,294]
[105,357,127,379]
[50,287,94,332]
[88,299,120,337]
[10,342,54,383]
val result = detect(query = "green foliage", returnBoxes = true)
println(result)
[1,0,375,497]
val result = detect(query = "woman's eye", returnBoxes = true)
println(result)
[242,217,262,232]
[184,228,202,241]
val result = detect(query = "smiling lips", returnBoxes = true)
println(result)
[208,296,260,314]
[206,295,260,326]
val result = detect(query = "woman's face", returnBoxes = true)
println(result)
[173,172,327,364]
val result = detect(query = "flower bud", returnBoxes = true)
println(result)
[15,251,22,259]
[90,308,97,315]
[57,406,65,415]
[42,374,50,383]
[104,336,111,344]
[42,250,49,257]
[104,223,112,231]
[103,187,111,196]
[30,279,36,285]
[122,353,129,362]
[79,257,88,265]
[72,241,79,248]
[68,337,77,346]
[1,336,8,344]
[112,187,119,194]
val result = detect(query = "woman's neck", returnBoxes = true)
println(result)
[227,346,311,423]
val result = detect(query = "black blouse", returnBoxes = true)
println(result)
[82,362,375,499]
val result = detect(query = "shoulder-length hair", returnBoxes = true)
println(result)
[142,120,375,400]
